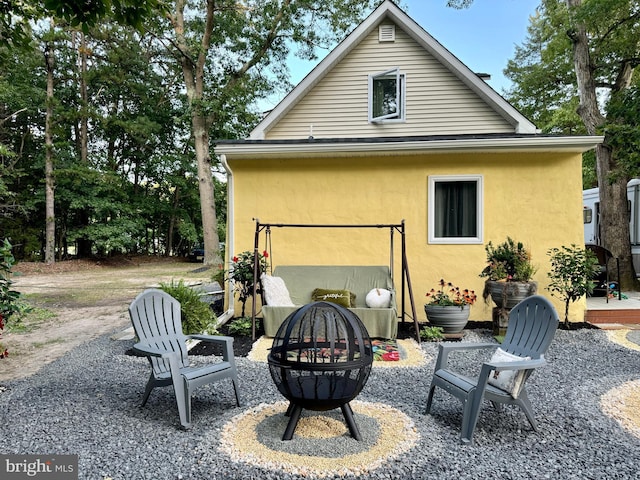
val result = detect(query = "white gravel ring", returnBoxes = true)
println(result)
[606,329,640,352]
[218,400,420,478]
[601,379,640,439]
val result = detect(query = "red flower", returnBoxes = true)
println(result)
[262,250,269,258]
[232,256,239,263]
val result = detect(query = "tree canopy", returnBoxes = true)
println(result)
[1,0,161,48]
[503,0,640,288]
[0,0,376,262]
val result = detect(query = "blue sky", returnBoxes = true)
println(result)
[405,0,540,92]
[262,0,539,111]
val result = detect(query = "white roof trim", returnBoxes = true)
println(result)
[216,136,604,160]
[249,0,537,140]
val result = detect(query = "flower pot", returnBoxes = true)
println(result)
[424,304,470,334]
[485,280,537,309]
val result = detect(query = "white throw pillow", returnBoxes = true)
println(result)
[487,347,531,398]
[260,273,295,306]
[365,288,391,308]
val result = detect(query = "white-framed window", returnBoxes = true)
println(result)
[368,67,405,123]
[428,175,483,244]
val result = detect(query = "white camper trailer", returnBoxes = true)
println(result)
[583,178,640,272]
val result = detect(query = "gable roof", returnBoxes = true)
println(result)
[249,0,537,140]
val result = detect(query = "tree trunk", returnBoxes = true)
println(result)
[596,144,636,287]
[566,0,638,289]
[44,32,55,265]
[173,0,221,267]
[192,114,221,266]
[74,30,92,258]
[168,0,295,267]
[78,32,88,163]
[167,183,180,257]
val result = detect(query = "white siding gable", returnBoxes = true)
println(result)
[265,23,514,140]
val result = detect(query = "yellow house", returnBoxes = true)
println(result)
[215,0,602,326]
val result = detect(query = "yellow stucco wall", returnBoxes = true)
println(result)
[227,150,587,323]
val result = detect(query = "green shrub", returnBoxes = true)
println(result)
[1,238,27,358]
[159,280,218,334]
[419,325,444,341]
[227,316,257,337]
[0,238,22,320]
[546,245,600,327]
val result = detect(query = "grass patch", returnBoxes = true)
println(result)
[19,262,216,308]
[6,306,57,334]
[31,337,65,348]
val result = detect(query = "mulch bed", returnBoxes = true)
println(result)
[191,320,420,358]
[134,319,598,359]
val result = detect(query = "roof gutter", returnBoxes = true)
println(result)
[217,154,235,325]
[216,136,604,160]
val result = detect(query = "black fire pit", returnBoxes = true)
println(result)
[267,301,373,440]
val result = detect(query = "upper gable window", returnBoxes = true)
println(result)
[368,67,405,123]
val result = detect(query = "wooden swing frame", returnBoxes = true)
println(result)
[250,219,420,342]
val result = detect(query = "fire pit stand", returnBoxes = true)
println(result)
[267,301,373,441]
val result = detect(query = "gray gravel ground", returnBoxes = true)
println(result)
[2,328,640,479]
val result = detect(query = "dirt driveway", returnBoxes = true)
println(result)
[1,257,215,382]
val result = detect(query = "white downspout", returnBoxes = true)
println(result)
[218,153,235,325]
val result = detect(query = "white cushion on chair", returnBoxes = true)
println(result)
[261,274,295,306]
[487,347,531,398]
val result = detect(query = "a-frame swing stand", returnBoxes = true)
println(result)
[250,219,420,342]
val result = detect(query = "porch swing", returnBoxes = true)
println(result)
[250,219,420,342]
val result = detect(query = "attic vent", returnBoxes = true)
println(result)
[379,24,395,42]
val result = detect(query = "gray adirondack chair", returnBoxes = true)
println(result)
[425,295,559,444]
[128,288,241,428]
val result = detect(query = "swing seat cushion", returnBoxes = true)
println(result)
[260,273,295,306]
[261,265,398,339]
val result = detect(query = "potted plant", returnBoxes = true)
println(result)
[424,278,477,333]
[480,237,537,309]
[546,244,600,328]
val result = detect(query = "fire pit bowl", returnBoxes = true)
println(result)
[267,301,373,440]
